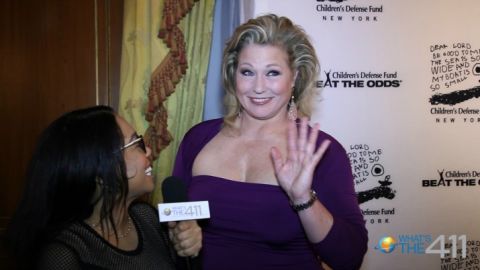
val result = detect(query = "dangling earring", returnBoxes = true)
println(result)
[237,106,243,118]
[288,95,298,121]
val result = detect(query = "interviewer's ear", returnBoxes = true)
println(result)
[90,177,104,204]
[126,163,137,179]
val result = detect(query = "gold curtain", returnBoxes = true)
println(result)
[119,0,215,204]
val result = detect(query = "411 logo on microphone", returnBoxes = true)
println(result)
[158,201,210,222]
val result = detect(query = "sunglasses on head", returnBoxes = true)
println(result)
[120,135,146,152]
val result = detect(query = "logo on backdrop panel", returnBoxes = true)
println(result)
[374,235,480,269]
[314,0,384,22]
[421,169,480,188]
[429,42,480,124]
[317,70,402,89]
[419,169,480,267]
[347,144,396,225]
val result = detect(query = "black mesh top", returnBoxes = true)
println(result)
[37,202,179,270]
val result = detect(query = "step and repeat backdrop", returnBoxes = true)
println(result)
[254,1,480,269]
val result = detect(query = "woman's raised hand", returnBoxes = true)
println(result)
[271,118,331,203]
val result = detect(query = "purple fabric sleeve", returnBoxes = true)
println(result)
[172,118,223,185]
[310,133,368,269]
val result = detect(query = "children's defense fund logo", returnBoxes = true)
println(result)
[375,236,397,254]
[317,70,402,89]
[314,0,384,22]
[347,143,396,224]
[428,42,480,124]
[422,169,480,188]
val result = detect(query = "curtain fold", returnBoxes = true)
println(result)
[151,0,215,204]
[119,0,215,204]
[203,0,242,120]
[120,0,164,133]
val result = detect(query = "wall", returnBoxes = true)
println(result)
[254,1,480,269]
[0,0,123,267]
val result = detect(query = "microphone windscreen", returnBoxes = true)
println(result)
[162,176,188,203]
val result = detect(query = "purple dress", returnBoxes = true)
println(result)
[173,118,368,270]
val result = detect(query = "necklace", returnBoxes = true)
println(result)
[90,216,133,239]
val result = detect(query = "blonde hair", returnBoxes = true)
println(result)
[222,14,320,127]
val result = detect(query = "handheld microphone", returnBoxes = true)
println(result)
[160,176,207,270]
[162,176,189,202]
[158,176,210,222]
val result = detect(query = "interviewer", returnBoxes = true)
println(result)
[6,105,201,269]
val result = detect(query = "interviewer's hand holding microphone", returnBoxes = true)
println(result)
[168,220,201,257]
[160,176,210,268]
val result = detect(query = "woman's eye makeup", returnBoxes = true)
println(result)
[240,69,254,76]
[267,70,280,76]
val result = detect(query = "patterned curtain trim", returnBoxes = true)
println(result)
[145,0,199,160]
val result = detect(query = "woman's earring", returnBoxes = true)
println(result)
[287,95,298,121]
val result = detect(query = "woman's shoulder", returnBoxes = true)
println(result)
[37,223,90,268]
[316,129,347,154]
[183,118,223,138]
[178,118,224,150]
[38,240,81,269]
[130,201,158,219]
[129,202,165,234]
